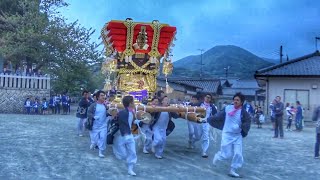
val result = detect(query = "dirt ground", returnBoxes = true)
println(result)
[0,113,319,180]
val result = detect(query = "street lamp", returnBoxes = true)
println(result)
[197,49,205,79]
[224,66,230,79]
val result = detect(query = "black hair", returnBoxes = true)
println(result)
[191,95,199,100]
[82,90,88,95]
[157,90,165,97]
[95,90,105,100]
[204,94,213,99]
[151,96,158,102]
[122,96,134,108]
[296,101,301,105]
[233,92,245,104]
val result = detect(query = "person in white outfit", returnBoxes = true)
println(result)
[87,90,109,158]
[187,95,200,148]
[140,97,159,154]
[112,96,137,176]
[209,92,251,178]
[189,94,217,158]
[151,96,179,159]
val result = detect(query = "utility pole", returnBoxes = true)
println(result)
[280,45,283,64]
[224,66,230,79]
[316,37,320,51]
[197,49,205,79]
[286,54,289,61]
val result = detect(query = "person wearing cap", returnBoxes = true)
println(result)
[87,90,109,158]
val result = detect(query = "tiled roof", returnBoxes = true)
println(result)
[255,51,320,77]
[231,79,260,89]
[219,77,240,85]
[169,78,221,94]
[223,88,258,96]
[156,79,186,92]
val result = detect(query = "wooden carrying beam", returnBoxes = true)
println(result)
[108,103,206,123]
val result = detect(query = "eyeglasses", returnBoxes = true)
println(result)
[205,96,211,99]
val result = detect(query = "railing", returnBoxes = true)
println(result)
[0,74,50,89]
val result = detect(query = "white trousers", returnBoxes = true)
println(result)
[112,132,137,167]
[188,122,210,154]
[141,124,153,151]
[89,127,107,151]
[77,118,86,135]
[214,133,243,169]
[152,128,166,156]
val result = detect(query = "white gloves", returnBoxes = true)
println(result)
[134,119,141,125]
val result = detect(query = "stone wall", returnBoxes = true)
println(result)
[0,75,50,113]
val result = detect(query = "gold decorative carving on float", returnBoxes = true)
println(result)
[117,73,157,92]
[101,19,176,96]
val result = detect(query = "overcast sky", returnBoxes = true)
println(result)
[61,0,320,61]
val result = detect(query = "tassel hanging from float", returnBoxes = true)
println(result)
[165,76,174,94]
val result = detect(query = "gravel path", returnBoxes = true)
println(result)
[0,114,319,179]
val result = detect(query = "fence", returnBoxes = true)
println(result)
[0,74,50,89]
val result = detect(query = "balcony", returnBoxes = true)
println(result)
[0,74,50,89]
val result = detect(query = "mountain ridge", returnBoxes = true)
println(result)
[172,45,274,79]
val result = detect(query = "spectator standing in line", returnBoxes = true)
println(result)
[285,103,294,131]
[33,98,39,114]
[42,98,48,115]
[254,106,264,128]
[49,95,55,114]
[273,96,284,138]
[295,101,304,131]
[24,97,32,114]
[54,94,61,114]
[269,99,277,130]
[76,90,91,137]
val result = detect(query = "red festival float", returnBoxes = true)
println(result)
[100,19,206,123]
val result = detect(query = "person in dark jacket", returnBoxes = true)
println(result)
[295,101,304,131]
[312,106,320,159]
[254,106,264,128]
[150,96,179,159]
[273,96,284,138]
[209,92,251,178]
[87,90,108,158]
[76,90,90,136]
[112,96,137,176]
[191,94,218,158]
[61,94,68,115]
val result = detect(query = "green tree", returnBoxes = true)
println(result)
[0,0,104,94]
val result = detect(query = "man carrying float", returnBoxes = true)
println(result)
[100,18,209,176]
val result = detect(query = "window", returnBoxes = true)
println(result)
[284,89,309,110]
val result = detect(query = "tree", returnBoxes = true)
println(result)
[0,0,105,94]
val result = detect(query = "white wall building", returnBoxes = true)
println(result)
[255,51,320,120]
